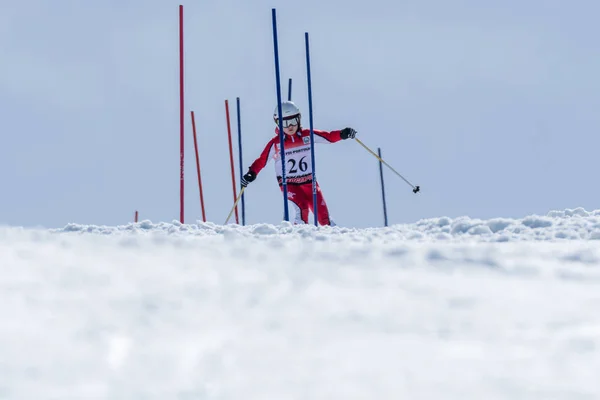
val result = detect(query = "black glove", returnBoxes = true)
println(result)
[340,127,357,140]
[241,170,256,187]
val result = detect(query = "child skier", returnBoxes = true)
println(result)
[240,100,357,226]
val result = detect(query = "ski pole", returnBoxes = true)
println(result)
[225,186,246,224]
[355,138,420,193]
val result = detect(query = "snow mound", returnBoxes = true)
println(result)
[2,207,600,399]
[54,207,600,242]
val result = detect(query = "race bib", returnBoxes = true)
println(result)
[283,145,312,177]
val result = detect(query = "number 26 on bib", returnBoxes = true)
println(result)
[286,155,311,176]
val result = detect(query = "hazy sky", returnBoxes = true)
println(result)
[1,0,599,228]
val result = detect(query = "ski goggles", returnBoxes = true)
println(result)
[274,116,300,128]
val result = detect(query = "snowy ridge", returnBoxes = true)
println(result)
[2,207,600,399]
[56,206,600,242]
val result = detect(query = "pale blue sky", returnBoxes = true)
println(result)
[1,0,598,228]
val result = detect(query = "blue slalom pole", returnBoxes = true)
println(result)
[236,97,245,226]
[288,78,292,101]
[272,8,289,222]
[378,147,389,227]
[305,32,318,226]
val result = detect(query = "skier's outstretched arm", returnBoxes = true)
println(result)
[312,127,357,144]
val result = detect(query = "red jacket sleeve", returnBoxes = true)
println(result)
[249,137,276,176]
[310,129,343,144]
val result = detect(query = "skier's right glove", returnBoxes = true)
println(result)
[340,127,357,140]
[241,170,256,187]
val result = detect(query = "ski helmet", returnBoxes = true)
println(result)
[273,101,301,123]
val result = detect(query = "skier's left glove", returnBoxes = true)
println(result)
[340,127,357,140]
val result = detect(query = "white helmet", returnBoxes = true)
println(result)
[273,101,301,122]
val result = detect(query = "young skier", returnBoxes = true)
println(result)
[240,100,357,226]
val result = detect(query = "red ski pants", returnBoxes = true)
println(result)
[280,182,332,225]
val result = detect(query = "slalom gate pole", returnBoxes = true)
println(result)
[179,5,185,223]
[191,111,207,222]
[236,97,245,225]
[135,210,139,223]
[288,78,292,101]
[271,8,289,221]
[304,32,318,226]
[225,187,246,224]
[377,147,389,226]
[355,138,420,193]
[225,100,240,224]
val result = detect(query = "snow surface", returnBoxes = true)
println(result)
[2,207,600,399]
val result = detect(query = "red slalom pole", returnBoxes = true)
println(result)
[135,210,139,223]
[225,100,239,224]
[179,5,185,224]
[191,111,207,222]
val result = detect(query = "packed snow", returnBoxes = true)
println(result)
[2,207,600,399]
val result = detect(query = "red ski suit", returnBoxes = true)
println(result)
[248,128,344,225]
